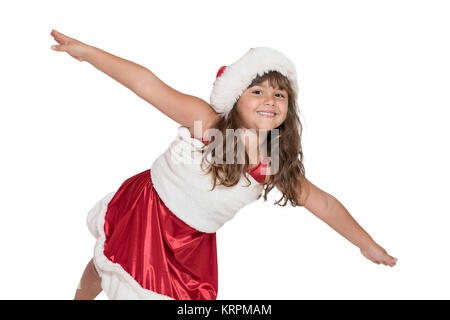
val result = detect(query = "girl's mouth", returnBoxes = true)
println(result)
[256,111,276,118]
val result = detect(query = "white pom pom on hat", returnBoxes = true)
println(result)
[209,47,299,119]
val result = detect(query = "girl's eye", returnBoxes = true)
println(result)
[252,90,285,98]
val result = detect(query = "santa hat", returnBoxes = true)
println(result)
[209,47,299,119]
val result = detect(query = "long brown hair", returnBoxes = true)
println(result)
[200,70,307,207]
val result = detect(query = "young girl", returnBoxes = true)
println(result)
[50,29,398,300]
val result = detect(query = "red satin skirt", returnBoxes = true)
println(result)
[102,169,218,300]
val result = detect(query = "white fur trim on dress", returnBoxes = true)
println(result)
[210,47,299,119]
[150,126,263,233]
[86,192,174,300]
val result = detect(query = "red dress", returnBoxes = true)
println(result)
[92,137,268,300]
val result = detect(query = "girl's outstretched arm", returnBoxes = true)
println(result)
[50,29,218,134]
[294,178,398,267]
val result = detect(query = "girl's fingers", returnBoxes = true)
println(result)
[51,44,67,52]
[51,29,70,45]
[51,29,65,38]
[387,255,397,263]
[383,256,397,267]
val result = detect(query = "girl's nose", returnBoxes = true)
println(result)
[263,95,275,105]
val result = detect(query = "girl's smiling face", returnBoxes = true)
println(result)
[236,79,289,131]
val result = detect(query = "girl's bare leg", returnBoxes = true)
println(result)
[74,258,102,300]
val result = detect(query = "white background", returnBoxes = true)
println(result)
[1,0,449,299]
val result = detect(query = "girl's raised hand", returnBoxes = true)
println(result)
[360,243,398,267]
[50,29,89,62]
